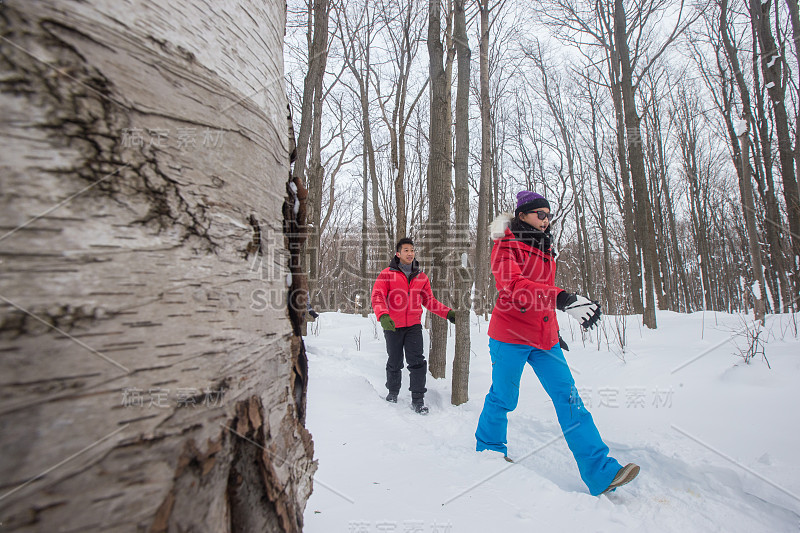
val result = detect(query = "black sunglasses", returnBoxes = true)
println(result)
[527,210,554,221]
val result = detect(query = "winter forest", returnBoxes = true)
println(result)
[285,0,800,326]
[288,2,800,525]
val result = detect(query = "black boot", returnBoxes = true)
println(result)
[411,399,428,415]
[386,392,398,403]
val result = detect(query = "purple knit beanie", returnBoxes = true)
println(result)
[515,191,551,217]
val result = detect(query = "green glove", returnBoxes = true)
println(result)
[379,314,396,331]
[447,310,456,324]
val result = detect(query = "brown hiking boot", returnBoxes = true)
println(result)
[602,463,640,494]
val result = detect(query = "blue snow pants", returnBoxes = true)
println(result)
[475,338,622,495]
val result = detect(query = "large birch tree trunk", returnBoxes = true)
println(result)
[0,1,316,531]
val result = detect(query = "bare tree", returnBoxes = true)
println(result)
[583,72,617,312]
[641,68,675,310]
[749,6,792,311]
[336,0,392,256]
[452,0,472,406]
[613,0,661,328]
[719,0,767,320]
[539,0,645,314]
[787,0,800,260]
[752,0,800,297]
[426,0,454,379]
[605,40,645,317]
[674,88,716,310]
[318,96,361,238]
[474,0,494,318]
[294,0,330,188]
[527,43,594,299]
[374,0,429,242]
[301,0,334,311]
[688,13,751,311]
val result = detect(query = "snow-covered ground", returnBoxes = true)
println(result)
[302,310,800,532]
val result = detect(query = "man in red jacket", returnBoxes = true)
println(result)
[371,238,455,414]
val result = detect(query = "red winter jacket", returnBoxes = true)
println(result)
[487,214,563,350]
[371,257,451,328]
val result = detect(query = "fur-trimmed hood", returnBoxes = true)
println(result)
[489,212,515,240]
[489,212,557,256]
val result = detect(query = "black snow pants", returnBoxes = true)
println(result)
[384,323,426,401]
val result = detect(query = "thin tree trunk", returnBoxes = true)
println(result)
[788,0,800,291]
[392,1,415,241]
[660,101,692,313]
[579,187,594,300]
[293,0,326,185]
[688,165,713,312]
[341,4,391,257]
[451,0,471,406]
[738,131,768,320]
[646,100,673,311]
[615,0,659,328]
[474,0,492,318]
[608,57,643,316]
[359,44,391,256]
[750,20,789,311]
[589,83,615,313]
[721,0,767,320]
[648,140,672,311]
[754,0,800,298]
[306,0,331,304]
[391,0,423,244]
[426,0,452,379]
[0,1,315,531]
[361,122,370,316]
[532,49,591,298]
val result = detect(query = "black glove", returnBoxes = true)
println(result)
[559,335,570,351]
[309,309,319,319]
[557,291,602,330]
[447,310,456,324]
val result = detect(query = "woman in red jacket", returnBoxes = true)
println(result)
[475,191,639,495]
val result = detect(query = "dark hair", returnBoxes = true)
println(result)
[395,237,414,252]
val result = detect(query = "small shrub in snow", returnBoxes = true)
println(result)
[782,311,798,339]
[612,314,628,363]
[731,316,770,368]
